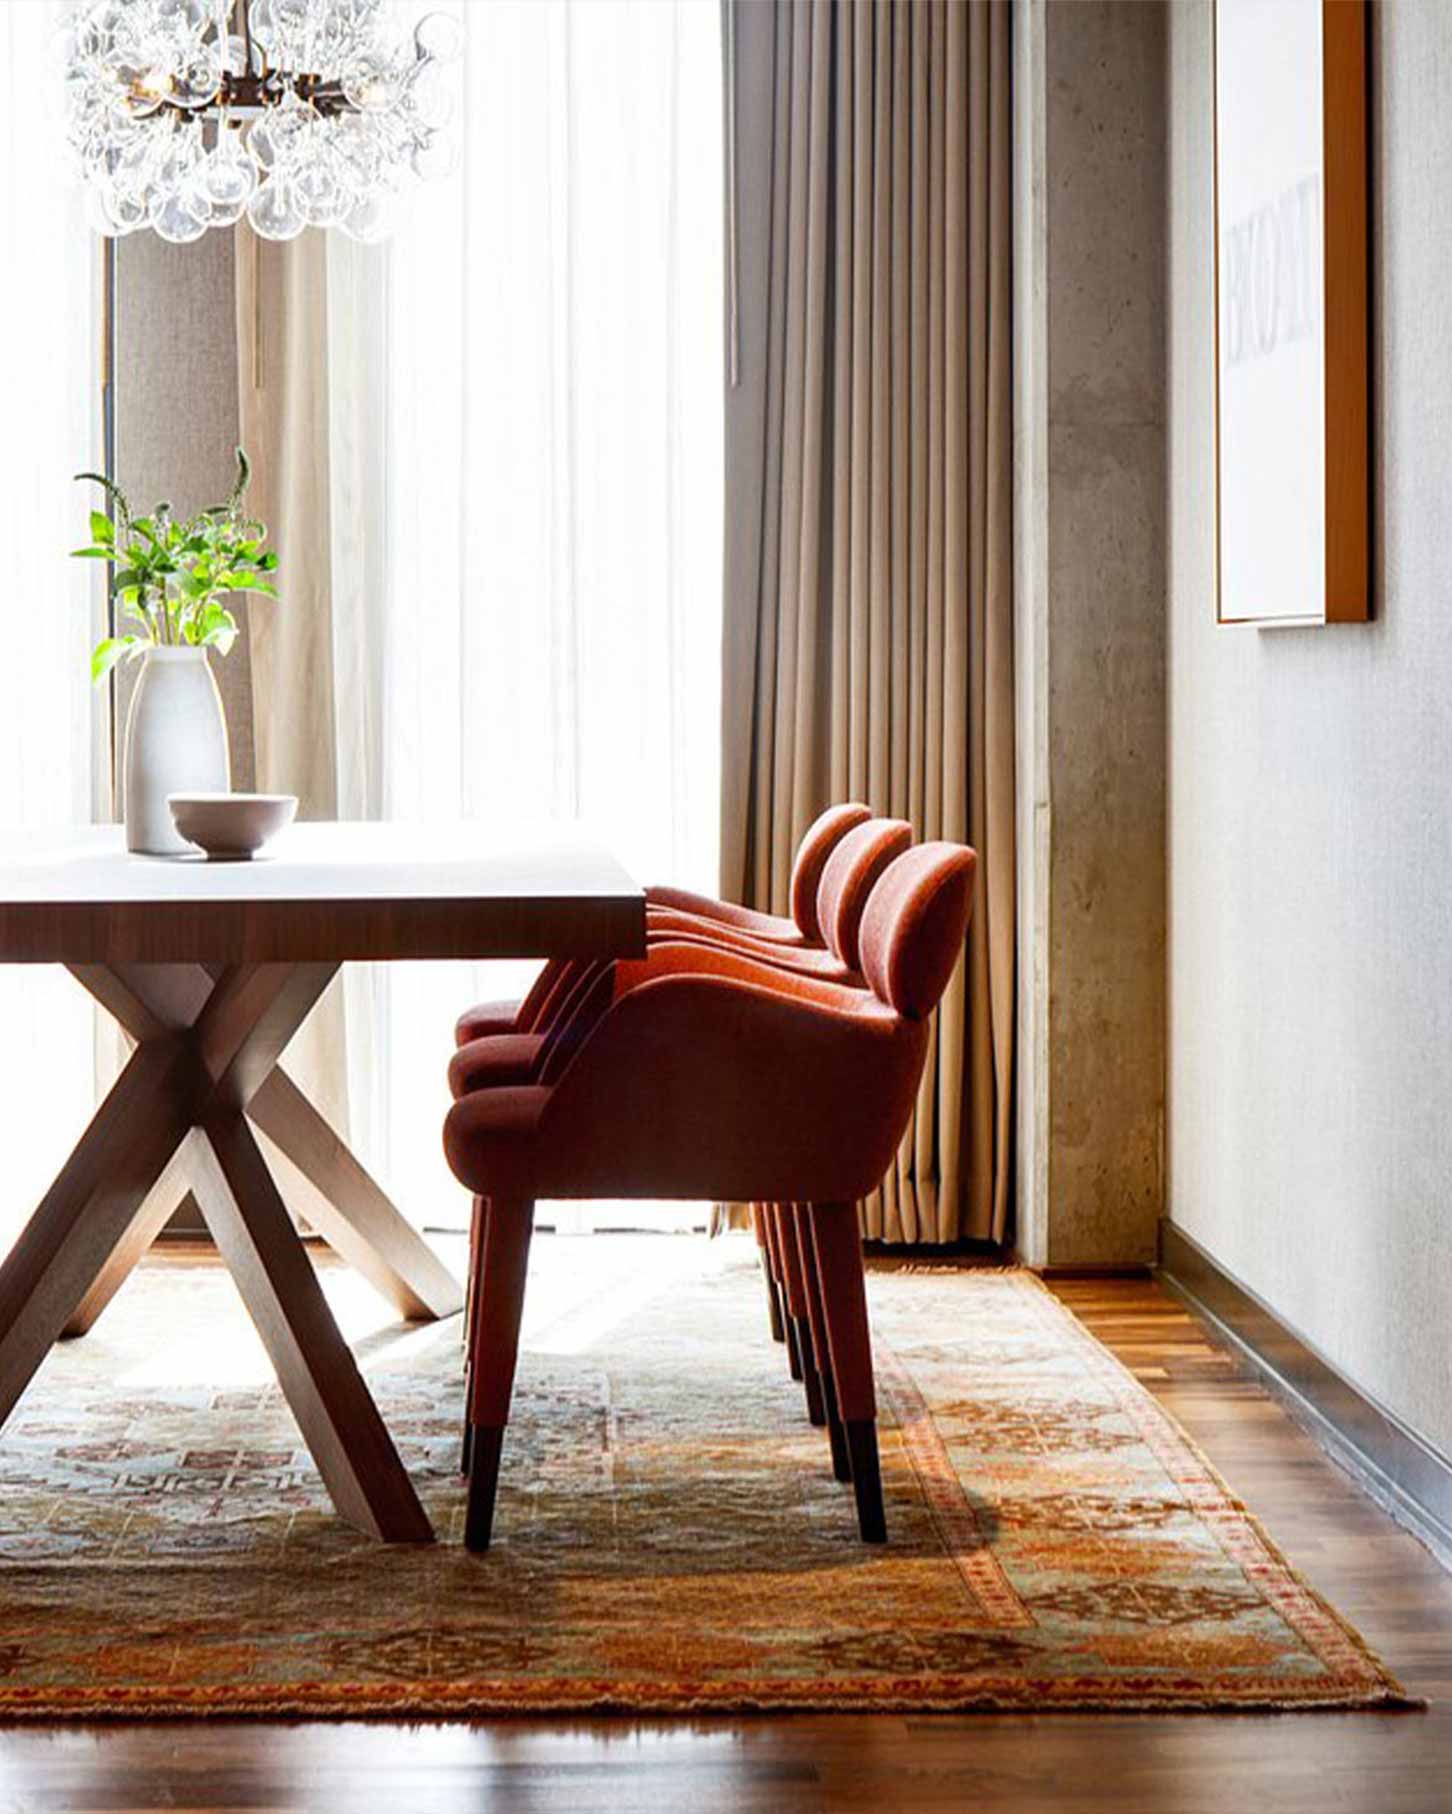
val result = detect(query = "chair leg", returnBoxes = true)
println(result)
[794,1313,827,1427]
[751,1204,787,1344]
[793,1203,851,1483]
[773,1204,824,1422]
[464,1195,534,1552]
[761,1206,795,1363]
[463,1194,484,1358]
[809,1201,886,1543]
[784,1316,805,1383]
[465,1427,506,1552]
[767,1206,804,1380]
[843,1419,884,1538]
[461,1195,485,1476]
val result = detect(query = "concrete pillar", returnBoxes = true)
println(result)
[1014,0,1167,1268]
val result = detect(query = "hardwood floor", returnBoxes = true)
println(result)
[0,1258,1449,1811]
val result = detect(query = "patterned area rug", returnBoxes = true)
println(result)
[0,1240,1413,1718]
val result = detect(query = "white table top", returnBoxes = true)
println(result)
[0,822,645,965]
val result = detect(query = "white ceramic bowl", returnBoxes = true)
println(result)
[167,792,298,860]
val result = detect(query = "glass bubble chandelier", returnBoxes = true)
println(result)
[61,0,462,244]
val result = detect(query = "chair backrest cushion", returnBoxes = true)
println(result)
[817,818,913,970]
[789,802,872,941]
[859,842,978,1020]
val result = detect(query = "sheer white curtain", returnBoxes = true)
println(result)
[327,0,724,1228]
[0,4,104,1243]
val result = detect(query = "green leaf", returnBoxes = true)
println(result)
[70,547,113,560]
[90,638,123,682]
[89,511,115,546]
[197,601,239,655]
[89,635,145,685]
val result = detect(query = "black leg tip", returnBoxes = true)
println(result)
[464,1425,505,1553]
[820,1375,853,1483]
[844,1419,887,1544]
[794,1319,827,1426]
[826,1415,853,1483]
[765,1276,787,1345]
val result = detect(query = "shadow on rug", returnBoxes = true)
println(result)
[0,1245,1417,1718]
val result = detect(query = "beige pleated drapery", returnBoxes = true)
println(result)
[721,0,1014,1244]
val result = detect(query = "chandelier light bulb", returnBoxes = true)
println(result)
[247,174,305,241]
[62,0,461,241]
[414,11,462,64]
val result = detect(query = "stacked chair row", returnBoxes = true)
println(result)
[442,805,978,1553]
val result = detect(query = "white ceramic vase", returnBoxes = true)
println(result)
[123,646,231,856]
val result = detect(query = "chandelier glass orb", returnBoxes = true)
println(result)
[60,0,463,244]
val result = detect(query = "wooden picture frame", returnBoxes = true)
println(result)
[1213,0,1369,626]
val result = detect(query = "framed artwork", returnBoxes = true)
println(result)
[1213,0,1369,625]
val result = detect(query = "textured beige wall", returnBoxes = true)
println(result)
[114,233,255,790]
[1168,2,1452,1451]
[1017,0,1167,1267]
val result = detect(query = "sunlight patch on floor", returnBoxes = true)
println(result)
[109,1231,750,1390]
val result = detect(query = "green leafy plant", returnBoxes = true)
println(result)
[72,448,279,685]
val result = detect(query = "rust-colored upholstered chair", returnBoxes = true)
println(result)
[447,816,911,1449]
[446,818,912,1477]
[443,840,978,1554]
[453,802,872,1048]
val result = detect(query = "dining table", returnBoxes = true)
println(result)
[0,821,645,1543]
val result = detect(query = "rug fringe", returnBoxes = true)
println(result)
[0,1683,1423,1723]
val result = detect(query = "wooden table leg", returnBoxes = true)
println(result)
[190,1111,434,1545]
[248,1068,464,1320]
[0,1038,195,1425]
[64,963,463,1330]
[5,961,442,1543]
[61,1133,199,1339]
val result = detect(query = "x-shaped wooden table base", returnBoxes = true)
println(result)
[0,962,465,1543]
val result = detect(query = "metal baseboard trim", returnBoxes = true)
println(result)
[1158,1219,1452,1571]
